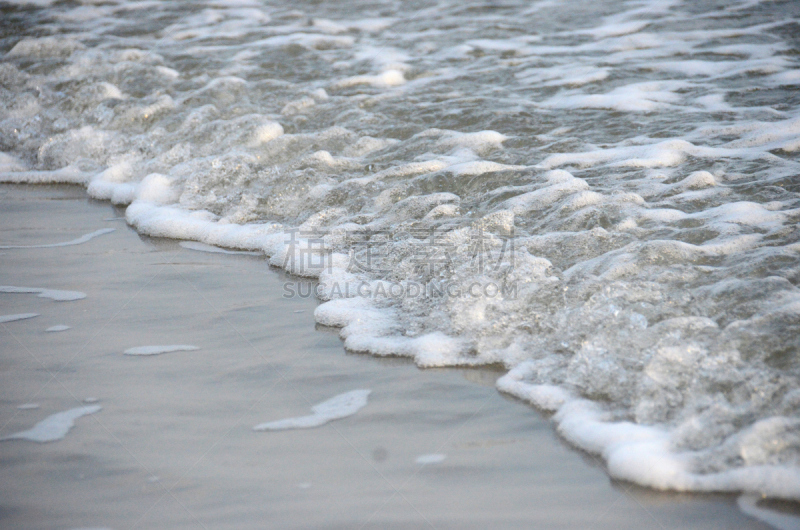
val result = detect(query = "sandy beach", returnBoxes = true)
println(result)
[0,185,782,528]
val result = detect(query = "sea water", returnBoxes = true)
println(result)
[0,0,798,500]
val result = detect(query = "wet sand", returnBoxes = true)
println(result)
[0,184,775,529]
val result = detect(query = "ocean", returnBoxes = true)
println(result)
[1,0,799,506]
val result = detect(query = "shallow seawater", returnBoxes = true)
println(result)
[0,184,779,528]
[0,0,799,506]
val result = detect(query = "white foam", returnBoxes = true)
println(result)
[0,165,92,184]
[498,371,800,500]
[501,171,589,214]
[1,405,101,443]
[248,121,284,146]
[3,0,55,7]
[312,17,394,35]
[0,228,114,249]
[253,389,371,431]
[136,174,180,205]
[17,403,40,410]
[123,345,199,356]
[0,286,87,301]
[46,325,71,332]
[447,161,523,177]
[256,33,354,50]
[367,160,449,184]
[0,153,25,172]
[541,81,688,112]
[5,36,84,59]
[0,313,39,323]
[539,139,728,169]
[415,454,447,464]
[92,183,138,206]
[315,297,478,368]
[725,116,800,151]
[517,64,609,87]
[585,20,650,39]
[497,364,570,412]
[125,202,281,251]
[335,69,405,88]
[437,130,508,154]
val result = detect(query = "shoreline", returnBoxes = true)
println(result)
[0,183,790,528]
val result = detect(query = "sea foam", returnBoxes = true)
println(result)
[123,345,199,356]
[1,405,101,443]
[254,389,371,431]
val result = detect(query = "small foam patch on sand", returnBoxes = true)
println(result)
[0,313,39,323]
[1,405,101,442]
[415,453,447,464]
[0,286,86,301]
[124,345,200,356]
[254,389,371,431]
